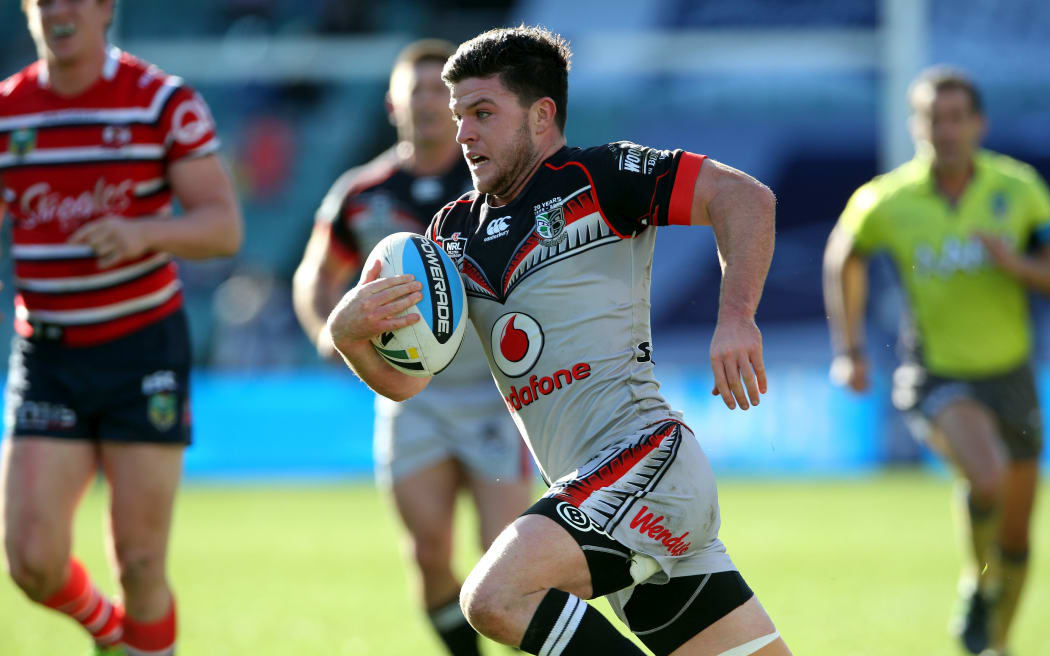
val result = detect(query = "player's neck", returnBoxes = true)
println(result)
[488,136,567,208]
[932,159,974,203]
[397,139,461,178]
[43,45,107,97]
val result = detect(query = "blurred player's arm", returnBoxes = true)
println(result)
[69,154,242,268]
[690,158,776,411]
[293,223,358,360]
[822,226,870,392]
[975,232,1050,294]
[326,260,430,401]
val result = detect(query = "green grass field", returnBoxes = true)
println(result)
[1,472,1047,655]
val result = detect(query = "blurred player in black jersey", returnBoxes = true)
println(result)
[293,39,531,656]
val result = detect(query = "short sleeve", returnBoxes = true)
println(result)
[1025,170,1050,250]
[835,182,886,254]
[161,84,220,164]
[585,142,706,234]
[314,174,361,266]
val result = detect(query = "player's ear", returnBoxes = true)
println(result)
[531,97,557,136]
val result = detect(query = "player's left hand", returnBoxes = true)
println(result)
[709,314,767,411]
[69,215,151,269]
[975,231,1020,275]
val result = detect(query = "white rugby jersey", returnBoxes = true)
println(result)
[0,47,219,346]
[429,142,706,482]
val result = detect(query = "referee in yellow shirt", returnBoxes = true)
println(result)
[824,67,1050,656]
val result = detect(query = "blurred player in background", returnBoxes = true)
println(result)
[327,26,791,656]
[0,1,242,654]
[292,39,531,656]
[824,67,1049,656]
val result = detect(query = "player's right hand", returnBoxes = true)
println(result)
[829,352,869,393]
[326,260,423,353]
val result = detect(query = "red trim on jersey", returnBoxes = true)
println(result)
[14,291,182,346]
[544,160,627,238]
[667,152,706,226]
[17,266,173,310]
[552,421,682,507]
[13,252,160,279]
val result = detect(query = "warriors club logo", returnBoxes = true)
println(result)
[490,312,544,377]
[534,205,567,247]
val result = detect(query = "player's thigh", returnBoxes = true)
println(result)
[466,513,592,603]
[391,457,462,549]
[933,400,1007,486]
[100,441,184,559]
[1,436,97,559]
[465,474,533,550]
[668,596,788,656]
[999,459,1040,551]
[457,412,534,549]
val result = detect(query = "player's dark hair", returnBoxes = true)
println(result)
[909,66,983,115]
[389,38,457,90]
[442,25,572,133]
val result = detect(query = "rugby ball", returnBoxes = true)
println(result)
[365,232,468,377]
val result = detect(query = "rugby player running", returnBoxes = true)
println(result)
[293,39,531,656]
[824,67,1049,656]
[0,1,241,654]
[328,26,790,656]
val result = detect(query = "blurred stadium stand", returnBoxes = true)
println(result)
[1,0,1047,475]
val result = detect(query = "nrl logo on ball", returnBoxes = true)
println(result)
[534,205,566,247]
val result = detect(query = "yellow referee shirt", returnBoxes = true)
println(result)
[837,150,1050,378]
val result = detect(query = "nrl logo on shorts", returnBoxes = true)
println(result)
[147,393,178,432]
[8,127,36,157]
[534,205,567,247]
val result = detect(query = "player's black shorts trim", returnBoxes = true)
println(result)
[523,496,636,598]
[625,570,754,656]
[893,361,1043,461]
[4,310,192,445]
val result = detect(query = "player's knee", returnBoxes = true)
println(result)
[4,532,67,600]
[410,533,453,576]
[114,545,165,593]
[968,463,1006,505]
[460,571,516,640]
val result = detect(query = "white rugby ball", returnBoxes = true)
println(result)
[365,232,468,377]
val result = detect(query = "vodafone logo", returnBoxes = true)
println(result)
[491,312,543,377]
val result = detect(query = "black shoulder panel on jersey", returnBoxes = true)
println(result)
[567,142,691,233]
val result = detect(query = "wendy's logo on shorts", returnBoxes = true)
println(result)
[491,312,544,377]
[630,505,692,557]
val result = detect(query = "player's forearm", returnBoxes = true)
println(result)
[292,269,338,348]
[333,337,429,401]
[708,179,776,320]
[140,199,243,259]
[1007,256,1050,294]
[823,238,868,354]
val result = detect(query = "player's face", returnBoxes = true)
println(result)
[450,75,538,199]
[389,60,456,146]
[24,0,112,66]
[911,87,984,170]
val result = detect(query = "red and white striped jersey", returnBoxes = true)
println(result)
[0,46,220,346]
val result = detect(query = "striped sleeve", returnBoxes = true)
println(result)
[161,83,220,163]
